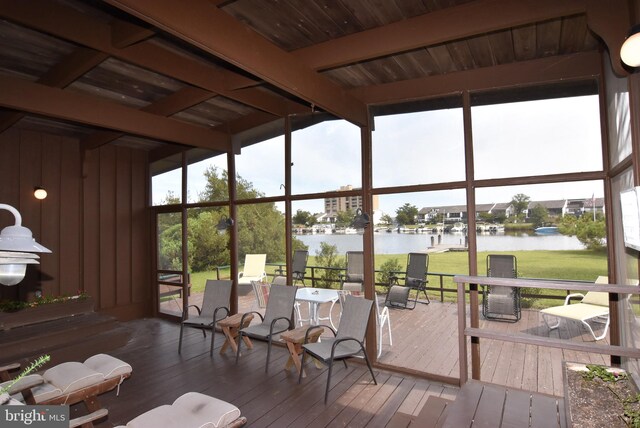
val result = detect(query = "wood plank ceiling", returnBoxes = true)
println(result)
[0,0,619,162]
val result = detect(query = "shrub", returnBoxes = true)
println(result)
[377,258,402,286]
[314,242,344,288]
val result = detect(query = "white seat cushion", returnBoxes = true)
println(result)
[84,354,132,379]
[173,392,241,428]
[125,404,188,428]
[541,303,609,322]
[124,393,241,428]
[44,362,103,394]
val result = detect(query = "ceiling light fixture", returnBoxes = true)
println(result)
[621,24,640,67]
[33,187,47,200]
[0,204,51,286]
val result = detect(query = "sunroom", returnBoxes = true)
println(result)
[0,1,639,426]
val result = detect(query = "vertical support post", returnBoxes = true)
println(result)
[284,116,293,284]
[457,278,468,385]
[180,151,189,319]
[462,91,481,379]
[227,151,239,315]
[361,121,376,363]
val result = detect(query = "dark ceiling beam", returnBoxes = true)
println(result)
[110,19,155,48]
[0,75,231,151]
[81,86,215,150]
[0,0,304,117]
[104,0,369,126]
[214,111,278,135]
[148,144,187,163]
[293,0,587,71]
[351,52,601,105]
[585,0,632,77]
[0,47,107,133]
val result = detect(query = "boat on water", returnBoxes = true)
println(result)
[534,226,559,234]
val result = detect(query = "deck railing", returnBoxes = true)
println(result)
[453,275,640,385]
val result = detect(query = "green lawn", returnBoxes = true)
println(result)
[188,249,608,309]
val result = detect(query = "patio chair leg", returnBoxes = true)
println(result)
[235,332,243,364]
[298,349,307,384]
[178,324,184,354]
[324,359,334,404]
[265,338,272,372]
[362,348,377,386]
[209,327,215,357]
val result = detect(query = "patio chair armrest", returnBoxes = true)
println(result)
[186,304,202,316]
[269,316,293,335]
[241,311,263,326]
[330,337,365,357]
[213,306,230,321]
[564,293,585,305]
[303,325,333,344]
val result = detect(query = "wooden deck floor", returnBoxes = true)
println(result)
[163,289,611,399]
[93,318,458,427]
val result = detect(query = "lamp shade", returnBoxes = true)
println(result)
[0,203,51,286]
[621,25,640,67]
[351,208,370,229]
[0,251,39,286]
[216,216,233,232]
[0,224,51,253]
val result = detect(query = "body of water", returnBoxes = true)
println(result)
[296,231,584,255]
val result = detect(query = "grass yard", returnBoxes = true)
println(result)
[188,249,608,309]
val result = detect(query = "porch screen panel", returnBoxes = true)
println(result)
[472,95,602,180]
[372,108,464,187]
[235,135,284,199]
[291,119,361,195]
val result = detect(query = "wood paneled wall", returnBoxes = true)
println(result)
[0,128,151,320]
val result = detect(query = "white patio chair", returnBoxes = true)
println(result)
[238,254,267,285]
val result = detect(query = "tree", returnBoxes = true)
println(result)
[158,167,306,272]
[380,214,394,225]
[510,193,530,217]
[293,209,315,226]
[313,242,344,288]
[395,203,418,226]
[335,209,354,228]
[528,204,549,228]
[558,213,607,250]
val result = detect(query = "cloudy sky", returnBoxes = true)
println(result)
[153,95,604,216]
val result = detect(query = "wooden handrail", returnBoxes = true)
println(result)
[454,275,640,386]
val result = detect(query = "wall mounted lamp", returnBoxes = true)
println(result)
[33,187,47,200]
[0,203,51,286]
[216,215,234,233]
[351,208,370,229]
[621,24,640,67]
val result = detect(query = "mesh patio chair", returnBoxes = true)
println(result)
[385,252,430,309]
[339,251,364,292]
[276,249,308,286]
[482,254,520,322]
[298,294,377,403]
[235,284,297,372]
[178,279,232,356]
[334,290,391,358]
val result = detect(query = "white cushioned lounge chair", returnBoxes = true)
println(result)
[1,353,131,406]
[114,392,246,428]
[237,254,267,285]
[541,291,610,341]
